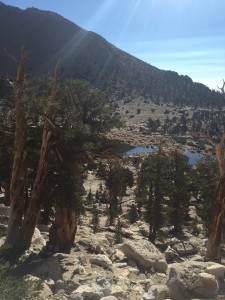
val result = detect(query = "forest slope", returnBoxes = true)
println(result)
[0,2,223,107]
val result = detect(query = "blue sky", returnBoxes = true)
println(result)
[2,0,225,90]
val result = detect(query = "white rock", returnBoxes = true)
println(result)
[73,265,86,275]
[113,249,125,261]
[172,241,197,255]
[121,240,167,273]
[167,261,217,300]
[24,275,53,300]
[0,236,5,247]
[28,256,62,281]
[188,206,199,220]
[100,297,117,300]
[31,227,46,251]
[113,262,127,268]
[113,268,130,280]
[150,285,169,300]
[96,276,112,296]
[90,254,113,269]
[128,267,139,275]
[44,277,55,288]
[111,285,126,298]
[206,263,225,279]
[143,288,159,300]
[70,285,94,299]
[189,272,219,298]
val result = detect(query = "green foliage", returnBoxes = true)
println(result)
[0,245,43,300]
[114,218,123,244]
[136,148,172,242]
[0,75,122,251]
[190,157,219,231]
[0,262,43,300]
[128,204,139,224]
[91,205,100,234]
[86,189,94,204]
[136,148,192,241]
[105,163,133,225]
[168,150,191,234]
[108,205,117,226]
[190,217,200,236]
[96,161,107,179]
[106,163,133,202]
[147,117,161,132]
[0,111,14,185]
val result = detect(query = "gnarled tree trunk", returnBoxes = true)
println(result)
[18,64,59,251]
[5,47,28,247]
[206,80,225,262]
[49,203,77,253]
[206,176,225,262]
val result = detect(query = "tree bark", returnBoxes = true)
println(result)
[5,47,28,246]
[19,129,52,249]
[49,203,77,253]
[18,64,59,251]
[206,175,225,262]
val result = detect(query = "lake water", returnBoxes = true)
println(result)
[183,150,205,165]
[125,146,157,156]
[124,147,205,165]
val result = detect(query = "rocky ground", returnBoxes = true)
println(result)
[116,98,193,129]
[0,172,225,300]
[107,98,215,156]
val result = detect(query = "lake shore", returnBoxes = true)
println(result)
[105,128,214,158]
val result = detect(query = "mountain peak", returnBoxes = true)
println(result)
[0,2,223,107]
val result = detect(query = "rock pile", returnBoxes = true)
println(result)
[1,199,225,299]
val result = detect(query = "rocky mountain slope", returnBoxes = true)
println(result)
[0,2,223,108]
[1,170,225,299]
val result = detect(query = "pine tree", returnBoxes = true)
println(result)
[168,150,191,235]
[106,162,133,225]
[128,204,139,224]
[114,218,123,244]
[91,205,100,234]
[87,189,93,205]
[137,148,172,243]
[190,157,219,233]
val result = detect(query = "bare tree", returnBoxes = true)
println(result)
[5,46,29,246]
[206,79,225,261]
[18,64,59,250]
[5,50,60,251]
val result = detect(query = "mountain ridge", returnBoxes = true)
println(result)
[0,1,223,107]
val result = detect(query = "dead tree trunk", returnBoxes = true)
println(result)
[49,203,77,253]
[19,64,59,251]
[207,175,225,261]
[5,47,28,247]
[206,81,225,262]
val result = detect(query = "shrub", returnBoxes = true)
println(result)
[91,205,100,234]
[0,260,43,300]
[114,218,123,244]
[128,204,139,224]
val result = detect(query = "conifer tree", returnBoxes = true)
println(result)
[106,162,133,225]
[91,205,100,234]
[128,204,139,224]
[168,150,191,234]
[137,148,172,243]
[114,218,123,244]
